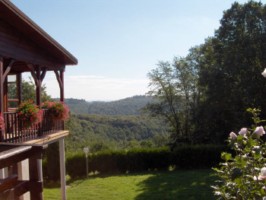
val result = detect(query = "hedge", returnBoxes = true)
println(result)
[64,145,227,179]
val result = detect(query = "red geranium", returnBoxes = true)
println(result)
[42,101,69,121]
[17,100,43,128]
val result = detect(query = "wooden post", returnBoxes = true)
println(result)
[0,58,4,142]
[59,139,66,200]
[60,69,64,102]
[0,57,4,114]
[17,159,30,200]
[55,67,65,130]
[36,66,41,106]
[54,67,67,200]
[28,64,46,107]
[2,59,15,112]
[17,73,22,105]
[54,67,65,102]
[29,150,43,200]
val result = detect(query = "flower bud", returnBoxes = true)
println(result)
[258,167,266,180]
[262,68,266,78]
[229,132,237,140]
[253,126,265,137]
[238,127,247,135]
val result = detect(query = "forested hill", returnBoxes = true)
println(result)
[65,95,154,115]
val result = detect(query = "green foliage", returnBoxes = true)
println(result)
[213,108,266,199]
[196,1,266,143]
[21,78,51,102]
[145,54,199,146]
[66,148,169,178]
[87,95,154,115]
[142,1,266,145]
[171,145,227,170]
[65,145,225,179]
[64,98,89,114]
[65,114,169,152]
[65,96,154,115]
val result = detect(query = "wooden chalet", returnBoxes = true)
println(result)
[0,0,77,199]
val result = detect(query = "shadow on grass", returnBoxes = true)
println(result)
[135,169,215,200]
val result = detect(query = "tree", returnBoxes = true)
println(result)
[145,52,199,148]
[196,1,266,143]
[8,77,51,104]
[22,78,51,102]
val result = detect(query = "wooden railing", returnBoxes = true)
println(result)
[1,109,64,143]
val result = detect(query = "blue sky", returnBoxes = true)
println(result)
[12,0,249,101]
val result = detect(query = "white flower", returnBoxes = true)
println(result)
[262,68,266,78]
[214,191,222,196]
[229,132,237,140]
[238,127,247,135]
[253,126,265,137]
[261,167,266,176]
[258,167,266,180]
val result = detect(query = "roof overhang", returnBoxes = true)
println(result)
[0,0,78,66]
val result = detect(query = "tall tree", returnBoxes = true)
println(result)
[145,51,199,147]
[197,1,266,143]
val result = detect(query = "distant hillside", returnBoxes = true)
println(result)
[65,95,154,115]
[65,113,169,152]
[87,95,154,115]
[63,96,168,152]
[65,98,89,114]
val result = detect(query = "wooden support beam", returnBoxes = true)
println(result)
[17,73,22,105]
[36,66,41,106]
[27,64,47,106]
[54,67,65,102]
[29,149,43,200]
[59,139,66,200]
[2,59,15,84]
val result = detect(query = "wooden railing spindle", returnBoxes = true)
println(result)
[1,109,64,143]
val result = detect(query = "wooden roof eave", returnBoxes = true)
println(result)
[0,0,78,66]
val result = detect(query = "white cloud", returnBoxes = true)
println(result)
[42,74,149,101]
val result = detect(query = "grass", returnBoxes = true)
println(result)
[44,169,215,200]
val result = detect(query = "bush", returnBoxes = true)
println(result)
[65,145,225,179]
[171,145,228,169]
[213,108,266,199]
[66,152,85,178]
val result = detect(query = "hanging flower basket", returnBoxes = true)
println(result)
[42,101,69,121]
[17,100,43,128]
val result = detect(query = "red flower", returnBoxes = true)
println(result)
[42,101,69,121]
[17,100,43,128]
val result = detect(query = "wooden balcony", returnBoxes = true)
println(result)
[0,109,69,145]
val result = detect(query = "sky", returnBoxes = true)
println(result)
[11,0,251,101]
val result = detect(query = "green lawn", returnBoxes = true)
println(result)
[44,169,215,200]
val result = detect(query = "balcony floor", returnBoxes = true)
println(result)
[0,130,69,147]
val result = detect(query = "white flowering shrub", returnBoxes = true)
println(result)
[213,108,266,199]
